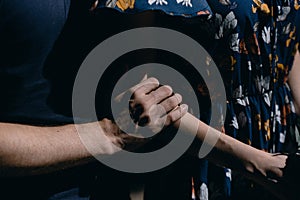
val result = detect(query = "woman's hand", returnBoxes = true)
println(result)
[242,151,286,178]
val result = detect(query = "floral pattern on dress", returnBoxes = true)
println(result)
[97,0,300,151]
[94,0,300,197]
[211,0,300,153]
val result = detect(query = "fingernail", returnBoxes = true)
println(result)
[174,93,182,102]
[164,85,173,94]
[181,104,188,112]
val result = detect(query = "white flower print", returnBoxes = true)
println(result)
[275,104,281,124]
[262,76,270,91]
[176,0,192,7]
[278,6,291,21]
[224,12,238,31]
[231,116,239,129]
[198,183,209,200]
[106,0,117,7]
[230,33,239,52]
[225,169,232,181]
[215,12,238,39]
[255,76,270,93]
[263,93,271,107]
[215,14,224,39]
[248,61,252,71]
[148,0,168,5]
[219,0,231,6]
[237,99,246,106]
[253,22,259,32]
[291,102,296,113]
[233,85,243,99]
[282,23,292,35]
[262,26,271,44]
[279,132,286,143]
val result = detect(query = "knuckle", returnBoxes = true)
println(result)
[174,93,182,103]
[168,112,176,123]
[132,88,144,98]
[165,115,173,125]
[141,100,152,110]
[159,100,172,112]
[165,98,178,110]
[148,91,157,102]
[129,82,143,94]
[148,77,159,86]
[181,104,188,115]
[164,118,171,126]
[168,97,178,107]
[102,118,111,124]
[161,85,173,95]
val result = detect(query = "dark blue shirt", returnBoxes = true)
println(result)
[0,0,71,125]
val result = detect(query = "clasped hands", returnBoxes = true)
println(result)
[99,77,188,152]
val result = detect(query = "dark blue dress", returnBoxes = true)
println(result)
[93,0,300,199]
[96,0,300,153]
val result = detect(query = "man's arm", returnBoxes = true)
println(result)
[0,122,105,176]
[0,77,186,176]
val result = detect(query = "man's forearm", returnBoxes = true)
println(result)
[0,77,186,177]
[0,122,113,176]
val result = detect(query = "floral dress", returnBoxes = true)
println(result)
[95,0,300,151]
[94,0,300,198]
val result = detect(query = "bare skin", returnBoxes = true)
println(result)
[289,50,300,115]
[0,76,289,183]
[0,77,186,176]
[125,62,300,199]
[181,51,300,199]
[1,56,300,197]
[116,77,288,186]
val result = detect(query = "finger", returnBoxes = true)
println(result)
[140,74,148,82]
[143,94,182,120]
[258,168,267,177]
[130,84,172,115]
[129,77,159,95]
[159,93,182,114]
[147,85,173,104]
[114,75,149,102]
[90,0,99,11]
[270,167,283,179]
[164,104,188,126]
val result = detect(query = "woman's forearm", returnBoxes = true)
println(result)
[177,113,285,177]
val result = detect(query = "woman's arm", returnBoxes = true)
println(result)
[177,113,285,177]
[289,50,300,115]
[176,113,288,199]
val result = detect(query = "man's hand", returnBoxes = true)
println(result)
[0,77,187,176]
